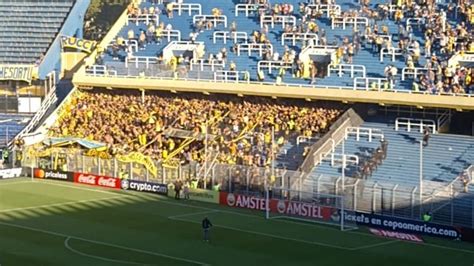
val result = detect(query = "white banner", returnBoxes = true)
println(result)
[0,168,22,179]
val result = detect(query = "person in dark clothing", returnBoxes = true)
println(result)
[380,139,388,159]
[174,180,182,200]
[422,127,430,147]
[202,217,213,242]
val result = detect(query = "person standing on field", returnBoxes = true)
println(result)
[183,181,190,200]
[202,217,213,242]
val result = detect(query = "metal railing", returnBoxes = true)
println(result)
[328,64,366,78]
[172,3,202,16]
[9,72,57,147]
[331,16,368,30]
[85,65,118,77]
[395,117,437,133]
[260,15,296,28]
[22,144,474,228]
[353,77,392,91]
[213,70,250,83]
[257,60,293,74]
[401,67,432,81]
[236,43,273,57]
[161,29,181,42]
[190,58,226,71]
[127,14,158,26]
[281,32,318,46]
[307,4,341,18]
[406,18,424,32]
[213,31,248,44]
[81,66,474,98]
[125,56,158,68]
[193,15,227,28]
[345,127,384,142]
[235,3,266,17]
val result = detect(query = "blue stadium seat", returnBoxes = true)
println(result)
[0,0,75,64]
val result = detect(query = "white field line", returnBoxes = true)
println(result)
[0,221,210,266]
[35,180,474,255]
[349,240,399,251]
[64,237,143,265]
[168,210,219,219]
[0,196,124,214]
[0,180,35,187]
[168,214,352,251]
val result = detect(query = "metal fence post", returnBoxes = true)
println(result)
[98,157,101,175]
[411,187,416,218]
[353,179,359,210]
[391,184,398,216]
[163,165,166,184]
[228,167,232,192]
[113,157,117,178]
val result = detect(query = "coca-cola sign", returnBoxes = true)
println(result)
[73,173,120,189]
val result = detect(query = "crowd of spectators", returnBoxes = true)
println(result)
[107,0,474,94]
[49,90,342,168]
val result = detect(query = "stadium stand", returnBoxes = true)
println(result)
[48,89,343,170]
[0,0,76,65]
[312,115,474,187]
[0,114,31,147]
[89,0,474,95]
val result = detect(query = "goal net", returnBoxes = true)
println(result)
[265,187,357,231]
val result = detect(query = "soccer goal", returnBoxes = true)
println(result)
[265,187,358,231]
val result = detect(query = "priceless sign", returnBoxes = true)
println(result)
[61,36,97,54]
[0,65,36,83]
[33,168,73,182]
[187,188,219,204]
[219,192,332,220]
[0,168,22,179]
[369,228,423,243]
[120,179,168,195]
[73,172,120,189]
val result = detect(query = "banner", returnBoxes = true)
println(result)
[61,36,97,54]
[33,168,74,182]
[120,179,168,195]
[369,228,423,243]
[73,172,120,189]
[0,65,36,83]
[0,168,22,179]
[344,212,460,240]
[187,188,219,204]
[219,192,332,220]
[116,152,158,177]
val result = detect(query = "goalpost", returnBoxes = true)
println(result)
[265,187,358,231]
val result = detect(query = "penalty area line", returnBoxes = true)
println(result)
[0,221,210,266]
[168,215,352,251]
[64,237,143,265]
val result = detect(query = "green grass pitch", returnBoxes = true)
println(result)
[0,178,471,266]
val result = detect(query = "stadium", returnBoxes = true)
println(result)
[0,0,473,265]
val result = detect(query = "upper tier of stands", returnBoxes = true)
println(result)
[93,0,474,96]
[0,0,75,65]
